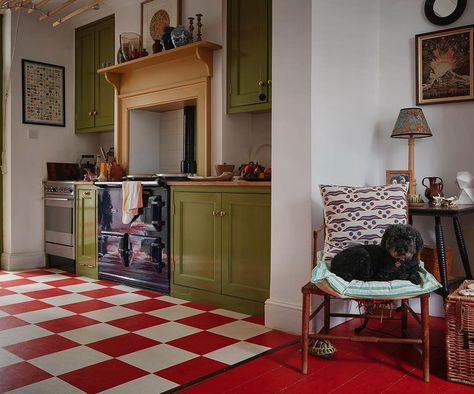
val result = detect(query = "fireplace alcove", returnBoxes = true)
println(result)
[98,41,221,176]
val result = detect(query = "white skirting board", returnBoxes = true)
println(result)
[1,252,45,271]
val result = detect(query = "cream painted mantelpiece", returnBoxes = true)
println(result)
[98,41,222,176]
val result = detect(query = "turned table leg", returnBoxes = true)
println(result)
[453,216,473,280]
[434,216,449,297]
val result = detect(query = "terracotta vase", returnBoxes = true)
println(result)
[422,177,444,202]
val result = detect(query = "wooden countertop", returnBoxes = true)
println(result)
[166,181,271,187]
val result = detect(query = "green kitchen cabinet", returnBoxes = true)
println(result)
[171,186,271,315]
[173,192,222,293]
[227,0,272,113]
[221,193,270,302]
[75,185,98,279]
[75,16,114,133]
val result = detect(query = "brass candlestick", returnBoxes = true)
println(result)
[188,17,194,41]
[196,13,203,41]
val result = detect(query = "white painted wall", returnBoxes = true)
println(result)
[1,12,105,270]
[265,0,312,333]
[266,0,474,333]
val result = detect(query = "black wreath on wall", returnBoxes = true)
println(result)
[424,0,467,26]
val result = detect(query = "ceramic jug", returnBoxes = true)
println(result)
[422,176,444,202]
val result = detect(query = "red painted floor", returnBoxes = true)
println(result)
[182,316,474,393]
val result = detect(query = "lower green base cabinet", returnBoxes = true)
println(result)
[171,185,270,315]
[75,184,98,279]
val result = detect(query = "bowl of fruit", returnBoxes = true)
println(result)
[239,161,271,181]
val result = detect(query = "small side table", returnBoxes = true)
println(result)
[409,203,474,297]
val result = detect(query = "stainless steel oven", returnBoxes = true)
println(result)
[44,181,75,262]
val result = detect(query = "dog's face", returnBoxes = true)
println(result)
[381,224,423,262]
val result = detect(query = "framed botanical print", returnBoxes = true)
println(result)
[141,0,182,54]
[22,59,65,127]
[416,25,473,105]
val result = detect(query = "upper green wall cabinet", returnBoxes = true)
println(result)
[227,0,272,113]
[75,16,114,133]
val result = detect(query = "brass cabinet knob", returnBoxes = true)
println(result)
[219,211,227,217]
[258,80,266,87]
[93,111,98,116]
[212,210,218,216]
[88,111,93,116]
[267,80,272,86]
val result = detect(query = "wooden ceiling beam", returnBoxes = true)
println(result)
[52,0,102,27]
[28,0,50,13]
[38,0,76,21]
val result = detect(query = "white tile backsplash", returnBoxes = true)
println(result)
[158,109,183,173]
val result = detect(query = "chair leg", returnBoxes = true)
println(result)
[301,291,311,374]
[324,295,330,333]
[401,300,407,338]
[420,295,430,383]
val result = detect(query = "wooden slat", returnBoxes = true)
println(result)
[52,0,102,27]
[38,0,76,20]
[28,0,50,13]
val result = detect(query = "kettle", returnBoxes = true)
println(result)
[422,176,444,202]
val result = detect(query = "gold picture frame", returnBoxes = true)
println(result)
[386,170,412,186]
[141,0,182,54]
[416,25,474,105]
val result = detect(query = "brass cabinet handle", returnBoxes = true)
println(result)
[212,210,218,216]
[93,111,98,116]
[88,111,93,116]
[267,79,272,86]
[258,80,266,87]
[219,211,227,217]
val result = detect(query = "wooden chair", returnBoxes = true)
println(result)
[301,226,431,382]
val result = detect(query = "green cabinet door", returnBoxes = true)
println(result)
[221,193,270,302]
[76,186,98,279]
[75,16,114,133]
[94,17,115,129]
[173,192,222,293]
[75,26,95,131]
[227,0,271,113]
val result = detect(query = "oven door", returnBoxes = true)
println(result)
[44,197,74,246]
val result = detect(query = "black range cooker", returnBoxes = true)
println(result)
[96,179,171,293]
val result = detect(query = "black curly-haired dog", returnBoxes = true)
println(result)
[330,224,424,285]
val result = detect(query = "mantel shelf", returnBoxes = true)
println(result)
[97,41,221,77]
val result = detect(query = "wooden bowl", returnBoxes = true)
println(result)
[215,164,235,176]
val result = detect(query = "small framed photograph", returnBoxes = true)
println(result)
[141,0,182,54]
[416,25,473,105]
[22,59,65,127]
[386,170,412,186]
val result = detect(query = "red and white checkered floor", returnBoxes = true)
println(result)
[0,269,296,393]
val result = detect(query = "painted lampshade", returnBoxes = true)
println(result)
[391,108,432,139]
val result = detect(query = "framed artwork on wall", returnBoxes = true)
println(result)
[386,170,412,186]
[141,0,182,54]
[416,25,473,105]
[22,59,65,127]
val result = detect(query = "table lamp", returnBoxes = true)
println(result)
[391,108,432,196]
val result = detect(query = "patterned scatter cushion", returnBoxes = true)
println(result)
[320,184,408,260]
